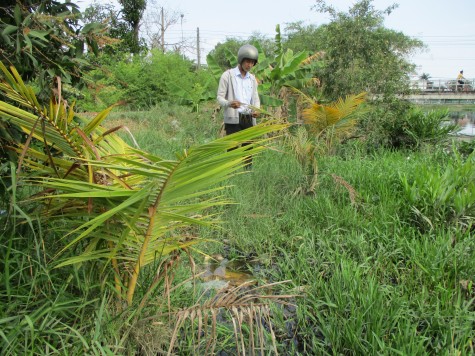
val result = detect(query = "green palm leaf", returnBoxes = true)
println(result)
[0,63,288,305]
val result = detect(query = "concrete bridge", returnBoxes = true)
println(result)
[406,92,475,104]
[407,78,475,104]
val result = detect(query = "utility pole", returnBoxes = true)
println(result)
[180,14,184,59]
[196,27,200,69]
[161,7,165,52]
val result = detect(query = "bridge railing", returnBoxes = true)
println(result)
[410,78,475,93]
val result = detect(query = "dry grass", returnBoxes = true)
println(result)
[103,117,149,133]
[331,173,359,205]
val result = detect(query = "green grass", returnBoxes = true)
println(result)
[217,147,474,354]
[3,102,475,354]
[104,102,223,158]
[108,104,475,354]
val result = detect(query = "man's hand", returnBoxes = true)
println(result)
[229,100,241,108]
[252,111,260,118]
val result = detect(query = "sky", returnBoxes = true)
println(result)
[76,0,475,81]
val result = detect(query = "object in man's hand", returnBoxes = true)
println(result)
[239,113,253,129]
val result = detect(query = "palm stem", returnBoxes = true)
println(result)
[126,162,178,305]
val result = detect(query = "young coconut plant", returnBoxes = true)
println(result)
[286,90,366,194]
[0,62,288,306]
[299,91,367,153]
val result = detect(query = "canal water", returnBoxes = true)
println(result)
[449,111,475,136]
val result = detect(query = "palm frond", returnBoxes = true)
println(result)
[161,281,296,355]
[1,63,289,305]
[302,92,366,138]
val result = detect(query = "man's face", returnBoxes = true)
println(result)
[240,58,256,72]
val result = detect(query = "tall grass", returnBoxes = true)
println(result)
[198,137,475,354]
[0,216,123,354]
[1,163,170,354]
[104,102,223,158]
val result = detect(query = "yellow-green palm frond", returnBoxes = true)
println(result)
[300,51,325,66]
[302,92,367,137]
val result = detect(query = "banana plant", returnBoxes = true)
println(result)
[206,25,322,109]
[0,62,287,306]
[169,80,216,112]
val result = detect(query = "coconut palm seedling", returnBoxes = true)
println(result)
[0,62,287,306]
[285,125,319,195]
[285,90,366,195]
[300,91,366,151]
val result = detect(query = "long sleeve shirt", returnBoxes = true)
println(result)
[217,67,260,125]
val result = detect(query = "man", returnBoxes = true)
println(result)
[217,44,260,168]
[217,44,260,135]
[457,70,465,90]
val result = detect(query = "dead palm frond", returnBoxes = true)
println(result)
[0,62,289,306]
[331,173,359,205]
[160,280,296,355]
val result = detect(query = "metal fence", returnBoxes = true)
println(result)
[410,78,475,93]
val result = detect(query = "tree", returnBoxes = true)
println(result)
[142,1,182,52]
[0,0,108,166]
[419,73,431,81]
[313,0,424,100]
[419,72,432,90]
[0,0,105,94]
[118,0,147,54]
[82,1,122,49]
[283,21,325,54]
[82,0,147,55]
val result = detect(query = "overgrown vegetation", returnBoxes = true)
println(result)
[3,92,473,353]
[0,0,106,96]
[1,0,474,354]
[79,50,213,111]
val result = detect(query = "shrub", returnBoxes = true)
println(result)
[400,150,475,230]
[361,101,458,150]
[402,108,459,147]
[79,51,216,111]
[358,99,413,149]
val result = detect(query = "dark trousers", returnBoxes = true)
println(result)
[225,120,253,168]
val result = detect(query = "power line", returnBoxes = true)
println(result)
[151,18,475,71]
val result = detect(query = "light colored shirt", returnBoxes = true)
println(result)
[232,67,253,114]
[217,67,260,125]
